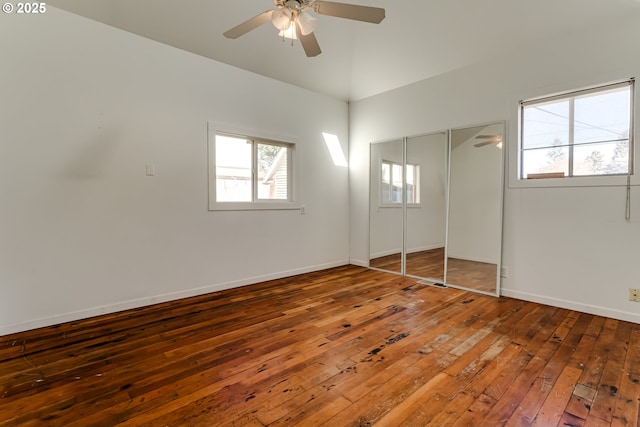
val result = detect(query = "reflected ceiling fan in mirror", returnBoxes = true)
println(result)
[474,135,503,149]
[223,0,386,57]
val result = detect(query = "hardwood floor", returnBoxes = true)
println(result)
[1,266,639,426]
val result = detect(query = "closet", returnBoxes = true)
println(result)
[368,122,505,296]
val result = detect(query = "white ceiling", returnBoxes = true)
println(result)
[47,0,640,101]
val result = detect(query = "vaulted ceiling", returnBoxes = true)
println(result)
[48,0,640,101]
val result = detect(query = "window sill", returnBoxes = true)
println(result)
[378,203,422,208]
[508,173,637,189]
[209,202,301,211]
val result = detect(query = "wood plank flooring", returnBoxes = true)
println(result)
[1,265,639,426]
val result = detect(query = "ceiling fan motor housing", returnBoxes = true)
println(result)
[275,0,313,9]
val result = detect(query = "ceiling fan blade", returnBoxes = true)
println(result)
[474,140,498,148]
[223,10,274,39]
[312,1,385,23]
[475,134,502,141]
[297,22,322,57]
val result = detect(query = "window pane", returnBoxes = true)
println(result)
[381,162,390,184]
[216,135,251,202]
[381,162,391,203]
[522,101,569,149]
[406,164,420,204]
[522,146,569,178]
[257,143,288,200]
[392,163,403,202]
[574,87,631,146]
[573,140,630,176]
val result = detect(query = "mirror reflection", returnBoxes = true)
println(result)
[369,139,403,274]
[446,123,504,294]
[405,132,448,281]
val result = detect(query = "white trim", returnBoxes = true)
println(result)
[446,254,498,265]
[501,288,640,324]
[0,260,349,336]
[508,174,640,189]
[349,259,369,268]
[369,248,402,259]
[406,244,445,254]
[210,202,302,211]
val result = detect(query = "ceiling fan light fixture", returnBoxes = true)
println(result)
[297,11,317,35]
[271,8,292,31]
[278,22,298,40]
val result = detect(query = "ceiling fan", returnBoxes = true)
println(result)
[474,134,503,148]
[223,1,386,57]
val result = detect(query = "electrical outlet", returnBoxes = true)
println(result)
[500,266,508,278]
[629,288,640,302]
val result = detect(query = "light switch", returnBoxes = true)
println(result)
[146,164,155,176]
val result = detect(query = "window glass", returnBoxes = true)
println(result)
[215,135,251,202]
[522,101,569,150]
[574,88,630,145]
[257,143,288,200]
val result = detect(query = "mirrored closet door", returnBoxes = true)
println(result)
[446,123,504,295]
[368,122,504,296]
[405,132,448,282]
[369,132,449,282]
[369,139,404,274]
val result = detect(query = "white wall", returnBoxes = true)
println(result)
[349,13,640,323]
[0,9,350,335]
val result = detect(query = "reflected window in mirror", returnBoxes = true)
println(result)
[381,160,420,205]
[406,164,420,204]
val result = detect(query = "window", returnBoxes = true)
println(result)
[209,131,296,210]
[520,80,634,179]
[381,160,420,205]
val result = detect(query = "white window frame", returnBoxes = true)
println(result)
[208,123,299,211]
[516,79,635,187]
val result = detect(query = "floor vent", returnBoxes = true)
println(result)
[417,279,447,288]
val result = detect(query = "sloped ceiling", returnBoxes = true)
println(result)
[47,0,640,101]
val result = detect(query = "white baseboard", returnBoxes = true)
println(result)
[501,288,640,324]
[349,259,369,267]
[370,245,446,260]
[447,254,497,265]
[369,248,401,259]
[0,260,349,336]
[406,244,444,254]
